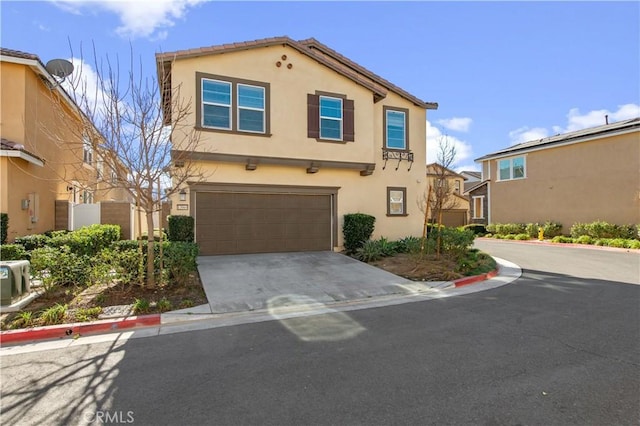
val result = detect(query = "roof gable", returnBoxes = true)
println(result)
[156,36,438,110]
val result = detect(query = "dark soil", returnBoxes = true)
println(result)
[371,253,464,282]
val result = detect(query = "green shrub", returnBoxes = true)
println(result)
[395,236,422,254]
[30,246,91,290]
[0,244,27,260]
[493,234,504,239]
[525,223,540,238]
[541,221,563,238]
[374,237,397,257]
[503,234,515,240]
[485,224,497,234]
[343,213,376,254]
[133,298,150,314]
[157,298,173,312]
[570,220,634,239]
[75,307,102,322]
[167,215,194,242]
[355,240,383,262]
[430,227,475,259]
[14,233,51,251]
[40,303,67,325]
[462,224,487,236]
[626,240,640,249]
[49,224,121,257]
[552,236,574,244]
[514,233,530,240]
[163,242,199,285]
[594,239,607,246]
[456,249,497,276]
[576,235,593,245]
[608,238,627,248]
[0,213,7,245]
[488,223,526,236]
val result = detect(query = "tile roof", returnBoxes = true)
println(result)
[156,36,437,110]
[0,47,40,61]
[426,163,465,179]
[462,170,481,179]
[476,117,640,161]
[0,138,45,163]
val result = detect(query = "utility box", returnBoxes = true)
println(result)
[0,260,31,306]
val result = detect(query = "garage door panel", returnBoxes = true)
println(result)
[196,192,332,255]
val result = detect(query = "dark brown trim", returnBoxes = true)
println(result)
[174,150,375,175]
[314,90,347,99]
[189,182,340,247]
[311,91,355,143]
[386,186,407,216]
[196,72,271,135]
[383,106,410,152]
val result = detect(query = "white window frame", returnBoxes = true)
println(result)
[319,96,343,141]
[497,156,526,181]
[472,196,485,219]
[82,189,94,204]
[202,78,232,130]
[237,83,265,133]
[385,109,407,150]
[83,135,93,165]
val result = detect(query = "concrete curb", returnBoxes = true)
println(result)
[0,266,502,346]
[453,268,499,288]
[0,314,160,345]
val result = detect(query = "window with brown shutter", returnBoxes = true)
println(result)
[308,91,354,142]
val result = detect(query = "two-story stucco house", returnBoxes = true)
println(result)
[0,48,134,240]
[473,117,640,228]
[426,163,470,227]
[156,37,438,255]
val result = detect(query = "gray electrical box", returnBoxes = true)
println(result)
[0,260,30,306]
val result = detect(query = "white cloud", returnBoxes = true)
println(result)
[426,121,475,169]
[508,126,549,145]
[437,117,472,133]
[52,0,205,40]
[509,103,640,145]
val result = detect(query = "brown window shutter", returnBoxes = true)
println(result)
[307,94,320,138]
[343,99,355,141]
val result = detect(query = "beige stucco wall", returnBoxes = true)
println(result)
[167,45,430,247]
[486,131,640,228]
[0,60,98,240]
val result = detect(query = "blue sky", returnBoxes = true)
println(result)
[2,1,639,171]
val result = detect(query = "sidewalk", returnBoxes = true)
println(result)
[0,257,517,348]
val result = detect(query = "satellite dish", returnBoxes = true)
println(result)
[45,59,74,79]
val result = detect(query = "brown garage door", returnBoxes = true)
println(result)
[440,210,468,227]
[195,192,332,255]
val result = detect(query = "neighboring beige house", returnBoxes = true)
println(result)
[474,117,640,228]
[426,163,470,227]
[0,48,132,240]
[156,37,438,255]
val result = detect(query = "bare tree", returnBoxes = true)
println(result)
[418,135,458,257]
[42,44,206,288]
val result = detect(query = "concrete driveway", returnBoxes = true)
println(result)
[196,251,442,314]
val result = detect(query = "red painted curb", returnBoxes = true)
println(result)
[0,314,161,345]
[453,268,499,288]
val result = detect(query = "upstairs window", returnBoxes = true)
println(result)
[384,107,409,150]
[307,92,354,142]
[319,96,343,140]
[83,135,93,165]
[198,72,270,135]
[498,156,526,181]
[237,84,265,133]
[202,79,232,129]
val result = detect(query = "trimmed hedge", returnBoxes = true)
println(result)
[570,221,638,240]
[462,224,487,235]
[343,213,375,254]
[0,213,7,245]
[167,215,194,242]
[0,244,27,260]
[50,224,120,256]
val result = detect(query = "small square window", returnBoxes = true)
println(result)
[387,187,407,216]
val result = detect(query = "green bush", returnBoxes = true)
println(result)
[355,239,383,262]
[627,240,640,249]
[576,235,593,245]
[462,224,487,236]
[607,238,627,248]
[0,244,27,260]
[503,234,515,240]
[163,242,199,285]
[167,215,194,242]
[30,246,91,290]
[431,227,475,259]
[50,224,120,256]
[515,233,530,240]
[541,221,563,238]
[14,233,51,251]
[40,303,68,325]
[552,236,574,244]
[343,213,376,254]
[525,223,539,238]
[0,213,7,245]
[395,236,422,254]
[570,221,635,239]
[487,223,526,236]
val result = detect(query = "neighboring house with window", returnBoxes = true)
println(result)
[473,117,640,228]
[0,48,131,240]
[426,163,470,227]
[156,37,438,255]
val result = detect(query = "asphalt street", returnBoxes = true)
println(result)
[1,241,639,426]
